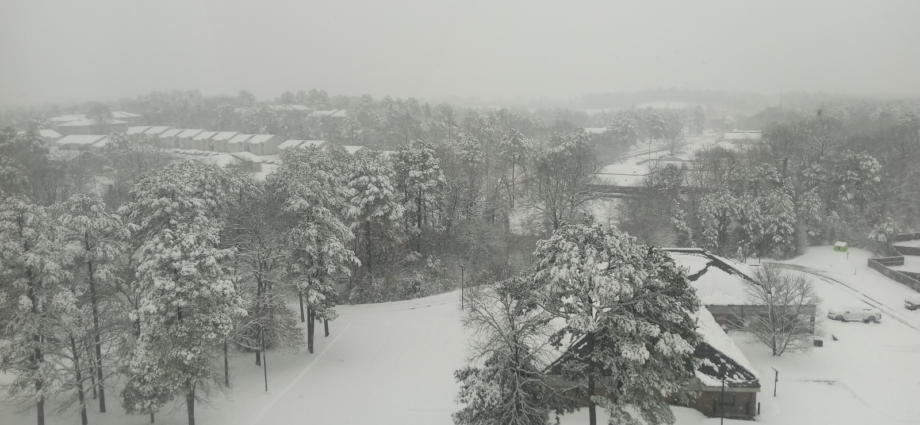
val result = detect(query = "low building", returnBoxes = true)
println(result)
[157,128,184,148]
[545,306,760,420]
[227,134,253,153]
[193,131,218,151]
[309,109,347,119]
[177,129,204,149]
[297,140,327,150]
[247,134,283,156]
[278,139,305,157]
[57,118,129,135]
[143,126,171,144]
[49,114,85,124]
[126,126,151,142]
[88,136,111,152]
[211,131,239,152]
[111,111,143,125]
[55,135,106,151]
[343,145,366,155]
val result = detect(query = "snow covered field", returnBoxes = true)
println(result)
[894,239,920,248]
[597,135,732,186]
[4,246,918,425]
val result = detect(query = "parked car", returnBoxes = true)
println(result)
[827,306,882,323]
[905,294,920,310]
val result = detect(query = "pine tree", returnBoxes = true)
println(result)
[0,197,68,425]
[533,223,701,425]
[393,139,445,256]
[669,200,694,247]
[120,160,244,425]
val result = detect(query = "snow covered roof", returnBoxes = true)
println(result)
[721,131,762,140]
[834,241,848,248]
[126,126,150,135]
[248,134,276,144]
[55,135,106,146]
[229,134,253,144]
[291,105,311,111]
[193,131,218,140]
[159,128,183,138]
[178,129,203,138]
[91,137,110,149]
[309,109,347,118]
[230,151,263,163]
[37,129,62,138]
[50,114,85,123]
[692,307,760,388]
[297,140,326,149]
[144,126,170,135]
[583,127,608,134]
[111,111,142,119]
[58,118,128,127]
[666,249,754,306]
[343,145,365,154]
[278,139,305,149]
[212,131,238,141]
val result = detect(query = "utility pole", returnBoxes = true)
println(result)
[460,263,465,310]
[261,330,268,392]
[720,375,726,425]
[772,367,779,397]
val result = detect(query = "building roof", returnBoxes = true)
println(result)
[278,139,305,149]
[228,134,253,144]
[297,140,327,149]
[583,127,608,134]
[159,128,183,138]
[58,118,128,127]
[193,131,218,141]
[212,131,239,141]
[144,126,170,135]
[248,134,277,144]
[55,135,106,146]
[310,109,347,118]
[178,129,204,138]
[111,111,142,119]
[291,105,311,111]
[229,151,263,163]
[50,114,86,123]
[37,129,63,138]
[126,126,150,135]
[343,145,365,154]
[91,137,110,149]
[666,248,755,306]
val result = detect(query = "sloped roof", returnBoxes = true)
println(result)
[112,111,142,119]
[55,135,106,146]
[126,126,150,135]
[230,151,263,163]
[212,131,238,141]
[343,145,365,154]
[278,139,305,149]
[178,129,204,138]
[50,114,85,122]
[91,137,110,149]
[159,128,183,138]
[666,248,754,305]
[193,131,218,140]
[310,109,347,118]
[228,134,253,144]
[297,140,326,148]
[35,129,62,138]
[58,118,128,127]
[144,126,170,135]
[248,134,277,144]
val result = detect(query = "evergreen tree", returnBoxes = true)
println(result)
[393,139,445,256]
[533,223,701,425]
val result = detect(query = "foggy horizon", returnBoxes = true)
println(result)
[3,0,920,107]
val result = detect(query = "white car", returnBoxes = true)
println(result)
[905,294,920,310]
[827,306,882,323]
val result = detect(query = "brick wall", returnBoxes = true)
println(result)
[668,389,758,420]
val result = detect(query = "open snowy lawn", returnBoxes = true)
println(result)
[0,292,468,425]
[890,255,920,273]
[894,239,920,248]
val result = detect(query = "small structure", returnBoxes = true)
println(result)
[834,242,849,252]
[343,145,366,155]
[126,126,151,142]
[193,131,218,151]
[211,132,239,153]
[157,128,183,148]
[177,129,204,149]
[228,151,263,172]
[111,111,143,125]
[309,109,347,119]
[88,136,110,152]
[227,134,253,153]
[57,118,129,135]
[297,140,327,150]
[247,134,283,156]
[143,126,171,144]
[55,135,106,151]
[278,139,305,157]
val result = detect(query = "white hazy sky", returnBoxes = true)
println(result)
[1,0,919,106]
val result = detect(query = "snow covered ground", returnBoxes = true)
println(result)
[5,246,918,425]
[597,135,732,186]
[894,239,920,248]
[889,255,920,273]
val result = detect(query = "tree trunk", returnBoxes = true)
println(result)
[588,374,597,425]
[416,188,423,254]
[87,345,97,399]
[186,383,195,425]
[70,337,88,425]
[150,412,155,423]
[307,308,315,354]
[324,318,329,337]
[365,219,373,277]
[224,341,229,387]
[86,256,106,412]
[298,291,305,323]
[256,350,261,366]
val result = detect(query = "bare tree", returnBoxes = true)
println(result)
[525,129,600,232]
[739,264,820,356]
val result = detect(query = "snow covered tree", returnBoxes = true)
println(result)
[868,216,901,255]
[453,276,553,425]
[698,190,739,255]
[347,150,405,299]
[740,264,820,356]
[393,139,445,255]
[670,200,694,247]
[120,160,245,425]
[56,192,131,414]
[533,223,702,425]
[827,150,882,214]
[526,129,600,232]
[0,197,68,425]
[268,147,357,353]
[606,112,639,148]
[499,129,528,208]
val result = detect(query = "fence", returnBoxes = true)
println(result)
[867,257,920,292]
